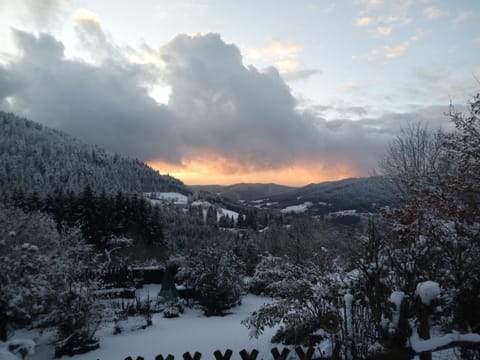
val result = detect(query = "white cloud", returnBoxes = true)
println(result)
[154,5,168,18]
[384,34,419,60]
[339,80,361,91]
[372,26,392,36]
[72,8,101,26]
[452,10,474,26]
[423,6,448,20]
[177,2,208,11]
[367,0,383,6]
[281,69,322,82]
[377,15,399,24]
[356,16,372,26]
[275,59,300,73]
[354,0,383,7]
[245,39,302,61]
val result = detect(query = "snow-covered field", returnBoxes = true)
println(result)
[5,291,278,360]
[280,202,312,214]
[145,192,189,205]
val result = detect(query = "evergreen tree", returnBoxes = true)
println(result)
[79,185,99,244]
[206,206,218,227]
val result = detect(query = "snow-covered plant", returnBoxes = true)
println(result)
[0,207,64,340]
[163,306,180,318]
[180,247,244,316]
[0,206,103,356]
[54,288,102,358]
[362,93,480,356]
[249,254,320,297]
[243,258,343,345]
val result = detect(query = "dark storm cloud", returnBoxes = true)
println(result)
[159,33,325,169]
[0,29,180,163]
[0,29,453,176]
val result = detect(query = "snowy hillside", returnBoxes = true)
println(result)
[0,112,187,196]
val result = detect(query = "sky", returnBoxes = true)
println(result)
[0,0,478,186]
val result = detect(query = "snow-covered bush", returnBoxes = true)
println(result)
[0,206,103,356]
[244,259,343,345]
[248,254,319,297]
[163,306,180,318]
[54,289,102,358]
[180,247,244,316]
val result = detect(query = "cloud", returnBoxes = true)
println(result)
[73,8,101,26]
[339,80,361,91]
[452,10,475,26]
[275,59,300,73]
[340,106,368,117]
[72,8,124,63]
[423,7,447,20]
[356,17,373,26]
[367,0,383,7]
[244,39,319,83]
[411,64,478,103]
[354,0,383,7]
[177,2,208,11]
[154,6,168,18]
[0,29,179,163]
[371,26,392,36]
[384,34,418,59]
[474,38,480,47]
[0,29,456,182]
[244,39,302,61]
[281,69,322,82]
[17,0,70,29]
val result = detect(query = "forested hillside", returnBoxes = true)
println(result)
[0,112,186,197]
[191,183,296,201]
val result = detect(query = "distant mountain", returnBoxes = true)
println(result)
[191,183,296,201]
[263,176,399,214]
[0,111,187,197]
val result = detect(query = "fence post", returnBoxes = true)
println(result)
[183,352,202,360]
[155,355,175,360]
[214,349,233,360]
[295,347,315,360]
[271,347,290,360]
[239,349,259,360]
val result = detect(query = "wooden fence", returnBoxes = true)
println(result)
[121,346,336,360]
[119,342,480,360]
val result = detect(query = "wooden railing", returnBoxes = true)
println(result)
[122,346,333,360]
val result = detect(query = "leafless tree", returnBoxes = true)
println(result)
[380,122,445,196]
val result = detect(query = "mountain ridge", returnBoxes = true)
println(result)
[191,176,399,214]
[190,182,296,201]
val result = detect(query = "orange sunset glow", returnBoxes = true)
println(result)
[148,158,358,186]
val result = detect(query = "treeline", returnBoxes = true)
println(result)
[0,111,187,196]
[6,186,164,247]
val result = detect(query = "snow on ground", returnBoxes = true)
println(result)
[190,200,212,207]
[24,293,277,360]
[136,284,162,300]
[217,207,239,221]
[280,202,312,214]
[145,192,188,205]
[191,201,239,224]
[71,295,276,360]
[326,210,357,217]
